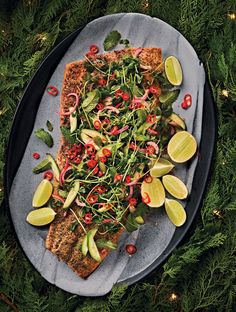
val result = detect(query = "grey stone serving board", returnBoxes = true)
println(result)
[9,13,205,296]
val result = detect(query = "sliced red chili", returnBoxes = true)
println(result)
[68,150,77,159]
[146,114,157,123]
[96,185,106,194]
[87,194,98,204]
[114,173,123,182]
[33,152,40,159]
[129,198,137,206]
[96,103,105,110]
[181,101,188,109]
[93,167,99,175]
[84,213,93,224]
[47,85,58,96]
[125,176,131,184]
[87,159,98,169]
[142,192,151,204]
[43,171,53,181]
[115,89,124,98]
[93,119,102,130]
[99,156,107,163]
[102,118,110,126]
[146,145,155,154]
[98,78,106,86]
[125,244,137,255]
[98,171,103,177]
[122,92,130,101]
[184,94,192,107]
[85,144,96,156]
[89,44,99,54]
[109,125,119,135]
[102,148,112,157]
[149,85,158,94]
[144,175,153,183]
[73,156,81,164]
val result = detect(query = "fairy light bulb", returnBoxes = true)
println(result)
[169,293,178,301]
[228,13,236,20]
[222,89,229,97]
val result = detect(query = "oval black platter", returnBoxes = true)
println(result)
[4,23,216,288]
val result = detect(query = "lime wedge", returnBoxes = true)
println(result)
[26,207,56,226]
[141,177,165,208]
[150,158,174,178]
[162,175,188,199]
[167,131,197,163]
[164,198,186,227]
[32,179,53,208]
[164,56,183,86]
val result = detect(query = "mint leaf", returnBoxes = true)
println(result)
[103,30,121,51]
[34,128,53,147]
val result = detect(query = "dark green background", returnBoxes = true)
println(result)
[0,0,235,311]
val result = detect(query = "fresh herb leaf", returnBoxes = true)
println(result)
[46,120,53,132]
[70,221,78,232]
[93,136,103,147]
[34,128,53,147]
[103,30,121,51]
[60,126,76,144]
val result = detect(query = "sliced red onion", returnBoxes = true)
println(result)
[116,125,129,134]
[126,179,140,186]
[59,159,69,185]
[147,128,158,135]
[52,194,65,203]
[75,197,86,207]
[147,141,159,154]
[127,185,134,199]
[61,93,80,116]
[140,64,152,70]
[133,48,142,58]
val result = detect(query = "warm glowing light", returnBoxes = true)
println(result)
[228,13,236,20]
[0,188,3,192]
[213,209,222,218]
[222,89,229,97]
[143,0,149,9]
[169,293,178,301]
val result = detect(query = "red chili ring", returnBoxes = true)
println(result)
[47,85,59,96]
[142,192,151,204]
[144,175,153,183]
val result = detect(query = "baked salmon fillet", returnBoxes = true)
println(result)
[45,47,163,278]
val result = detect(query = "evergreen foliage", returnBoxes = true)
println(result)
[0,0,236,311]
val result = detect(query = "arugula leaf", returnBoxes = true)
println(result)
[34,128,53,147]
[60,126,76,144]
[46,120,53,132]
[103,30,121,51]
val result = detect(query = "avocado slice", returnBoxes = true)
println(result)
[87,228,101,262]
[81,234,88,256]
[63,180,80,209]
[33,158,51,174]
[69,108,77,133]
[46,153,60,181]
